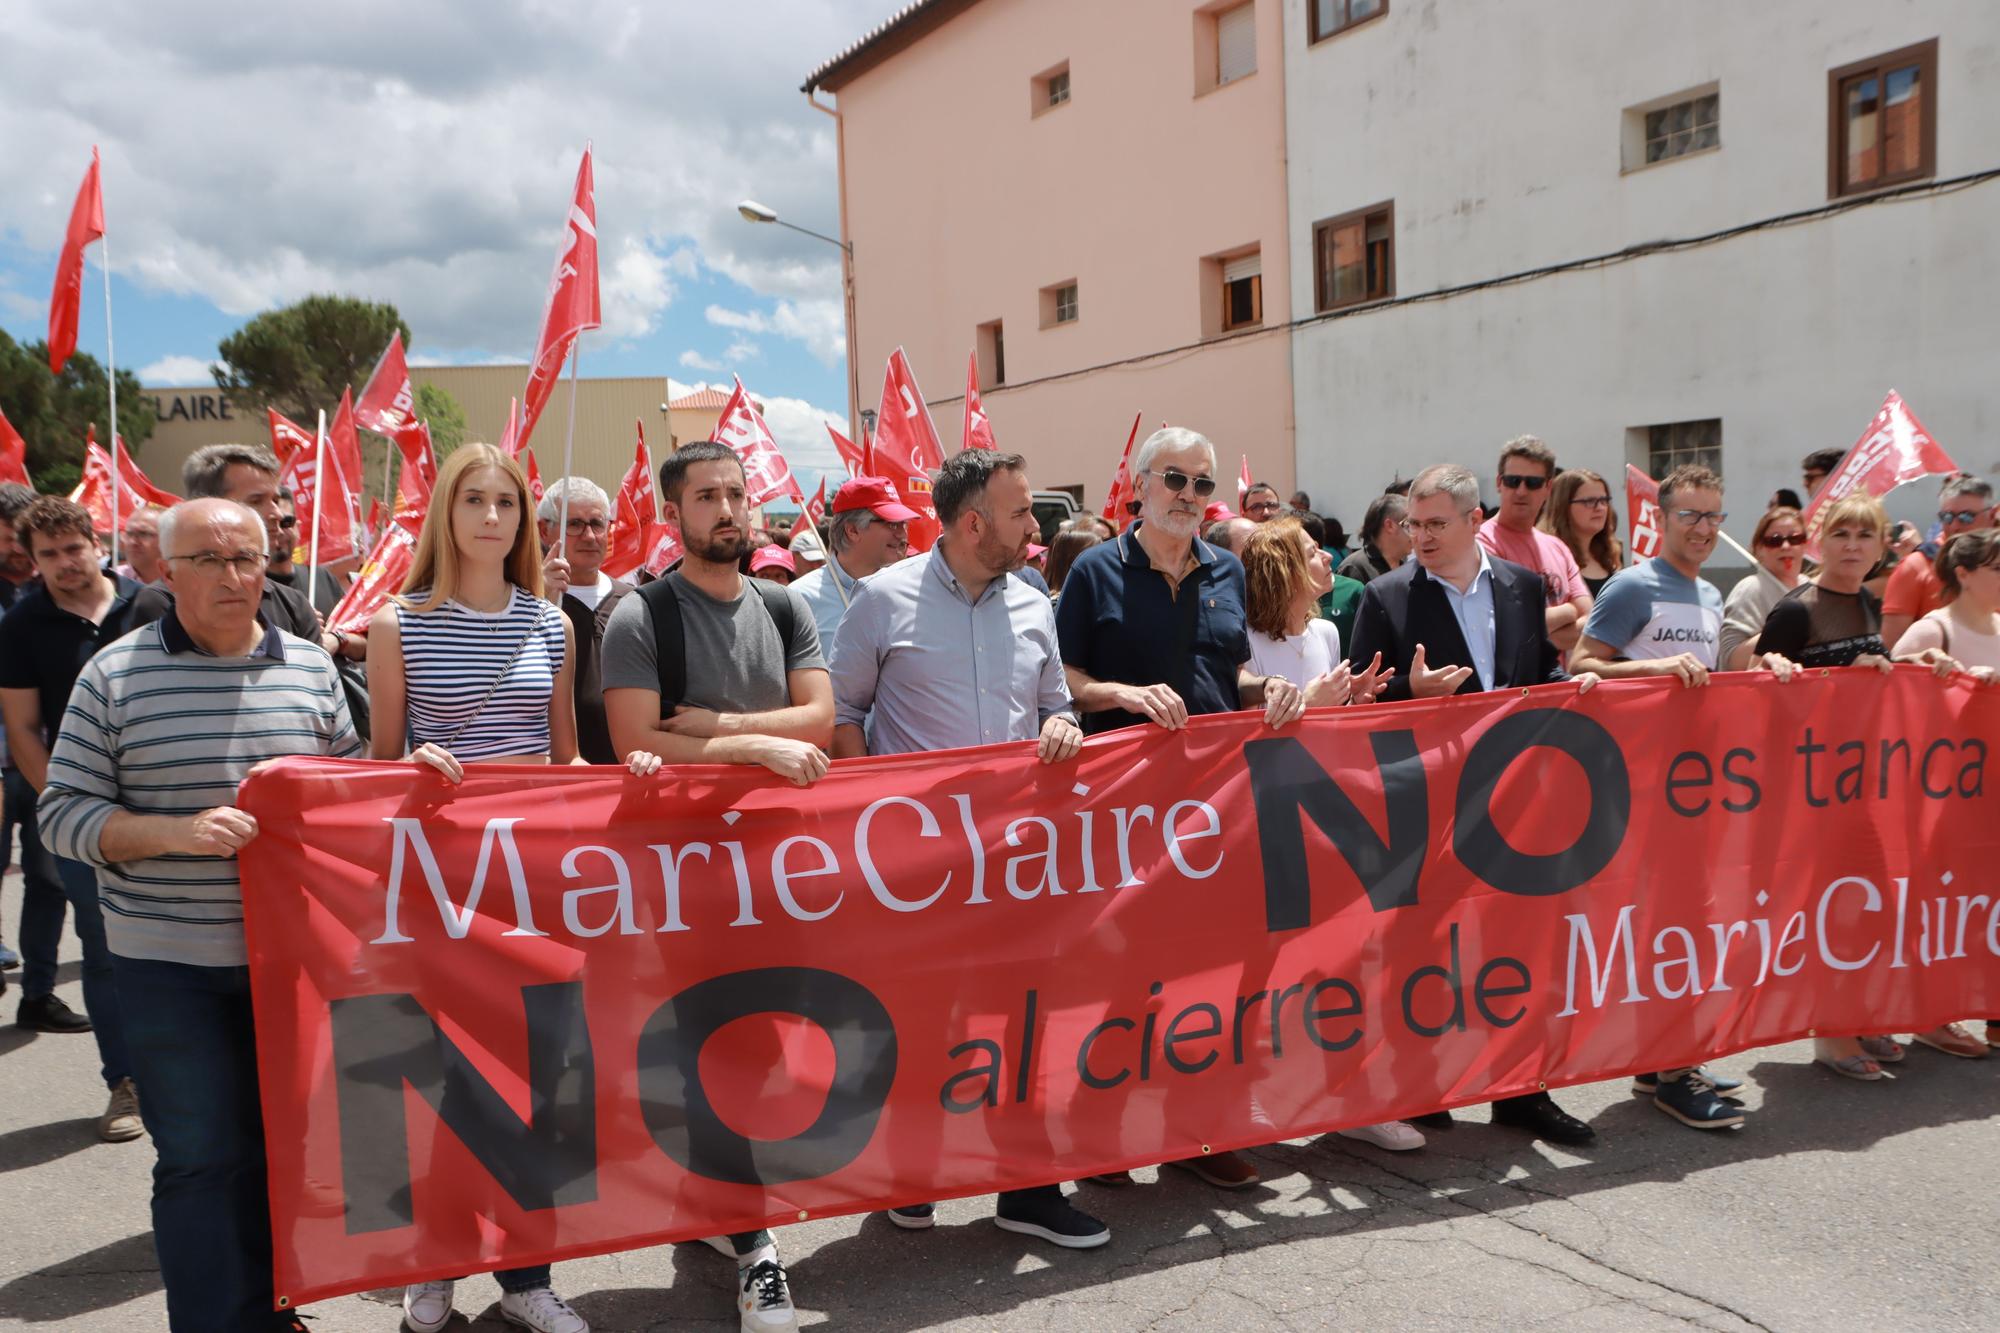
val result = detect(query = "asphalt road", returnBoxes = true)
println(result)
[2,866,1995,1332]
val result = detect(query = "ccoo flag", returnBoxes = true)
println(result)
[47,148,106,375]
[518,148,601,451]
[872,348,946,552]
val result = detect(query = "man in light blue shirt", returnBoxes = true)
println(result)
[1435,547,1499,690]
[830,447,1106,1252]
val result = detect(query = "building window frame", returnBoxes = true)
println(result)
[977,319,1005,387]
[1221,255,1262,332]
[1040,280,1079,329]
[1827,38,1938,199]
[1312,202,1394,314]
[1621,85,1720,172]
[1637,418,1724,483]
[1309,0,1387,46]
[1031,61,1072,118]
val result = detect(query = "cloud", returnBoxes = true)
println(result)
[705,299,845,365]
[136,353,219,384]
[678,350,723,372]
[725,338,761,364]
[0,1,896,359]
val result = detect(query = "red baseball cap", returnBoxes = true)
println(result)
[1205,501,1238,524]
[749,545,797,575]
[832,476,921,523]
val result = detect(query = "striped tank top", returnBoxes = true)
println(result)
[397,586,566,761]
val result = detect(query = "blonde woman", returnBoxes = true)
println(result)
[1241,517,1391,708]
[368,444,652,1333]
[1540,469,1622,597]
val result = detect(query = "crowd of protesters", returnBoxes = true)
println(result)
[1,420,1996,1333]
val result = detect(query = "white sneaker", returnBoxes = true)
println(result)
[736,1258,799,1331]
[504,1280,588,1320]
[498,1285,589,1333]
[1336,1120,1426,1151]
[401,1280,455,1333]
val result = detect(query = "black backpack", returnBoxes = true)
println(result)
[635,575,802,711]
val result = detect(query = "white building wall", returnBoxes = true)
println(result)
[1281,0,2000,564]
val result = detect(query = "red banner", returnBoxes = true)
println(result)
[1625,464,1663,561]
[239,672,1999,1307]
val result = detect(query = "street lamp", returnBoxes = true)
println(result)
[737,199,861,440]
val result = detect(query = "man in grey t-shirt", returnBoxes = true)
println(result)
[598,442,830,1331]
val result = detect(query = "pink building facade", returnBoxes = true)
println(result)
[808,0,1298,508]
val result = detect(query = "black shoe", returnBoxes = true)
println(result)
[1409,1110,1454,1129]
[1652,1071,1745,1130]
[16,994,92,1033]
[1491,1092,1595,1145]
[994,1192,1110,1249]
[886,1203,935,1229]
[1632,1066,1743,1096]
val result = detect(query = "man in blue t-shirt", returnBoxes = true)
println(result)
[1572,464,1746,1133]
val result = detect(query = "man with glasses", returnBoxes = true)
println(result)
[1568,464,1747,1131]
[1477,435,1592,653]
[1056,427,1305,1190]
[538,478,632,763]
[117,505,166,584]
[1243,481,1284,522]
[792,476,919,648]
[1347,463,1601,1146]
[267,489,345,617]
[1881,474,1994,646]
[39,497,361,1332]
[0,497,142,1143]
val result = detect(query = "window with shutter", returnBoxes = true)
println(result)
[1217,4,1256,85]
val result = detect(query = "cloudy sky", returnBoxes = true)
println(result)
[0,0,908,481]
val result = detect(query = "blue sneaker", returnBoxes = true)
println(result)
[1632,1066,1741,1096]
[0,942,19,969]
[887,1203,935,1229]
[1652,1071,1745,1130]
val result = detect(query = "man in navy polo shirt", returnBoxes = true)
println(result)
[1054,426,1305,1191]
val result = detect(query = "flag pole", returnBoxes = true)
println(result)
[101,212,120,569]
[309,410,327,597]
[557,340,580,556]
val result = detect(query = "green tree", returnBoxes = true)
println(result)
[214,294,411,421]
[0,328,157,495]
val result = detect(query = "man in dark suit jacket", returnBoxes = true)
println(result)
[1347,463,1602,1146]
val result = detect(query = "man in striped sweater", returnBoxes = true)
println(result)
[39,496,363,1333]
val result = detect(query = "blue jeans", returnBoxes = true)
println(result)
[50,856,130,1087]
[114,954,290,1332]
[5,770,68,998]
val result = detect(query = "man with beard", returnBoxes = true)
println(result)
[1054,426,1305,1191]
[0,499,141,1138]
[829,448,1106,1246]
[539,478,632,764]
[599,440,829,1330]
[268,490,345,617]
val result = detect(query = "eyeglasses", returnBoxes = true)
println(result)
[276,516,298,531]
[1398,513,1473,537]
[1570,496,1611,510]
[1499,474,1548,491]
[1144,468,1217,498]
[1939,510,1985,527]
[167,552,268,577]
[1245,499,1282,514]
[1759,532,1808,548]
[1671,508,1729,529]
[564,517,611,535]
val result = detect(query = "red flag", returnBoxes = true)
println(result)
[518,148,601,452]
[1101,413,1144,525]
[1238,455,1253,504]
[801,476,828,533]
[602,426,658,581]
[642,524,683,576]
[872,348,946,551]
[269,408,316,467]
[354,332,415,437]
[1625,464,1664,561]
[48,148,105,376]
[70,431,172,532]
[289,402,361,563]
[825,422,867,478]
[710,376,805,506]
[524,451,545,505]
[498,397,524,457]
[963,350,997,451]
[0,404,29,486]
[327,512,423,636]
[1801,390,1959,556]
[365,496,386,545]
[392,421,437,521]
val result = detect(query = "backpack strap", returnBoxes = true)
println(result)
[636,577,686,714]
[750,578,801,664]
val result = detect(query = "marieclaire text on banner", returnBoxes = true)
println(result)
[238,670,2000,1305]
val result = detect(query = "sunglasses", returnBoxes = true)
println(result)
[1939,510,1985,527]
[1759,532,1807,548]
[277,516,298,531]
[1499,474,1548,491]
[1146,468,1217,498]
